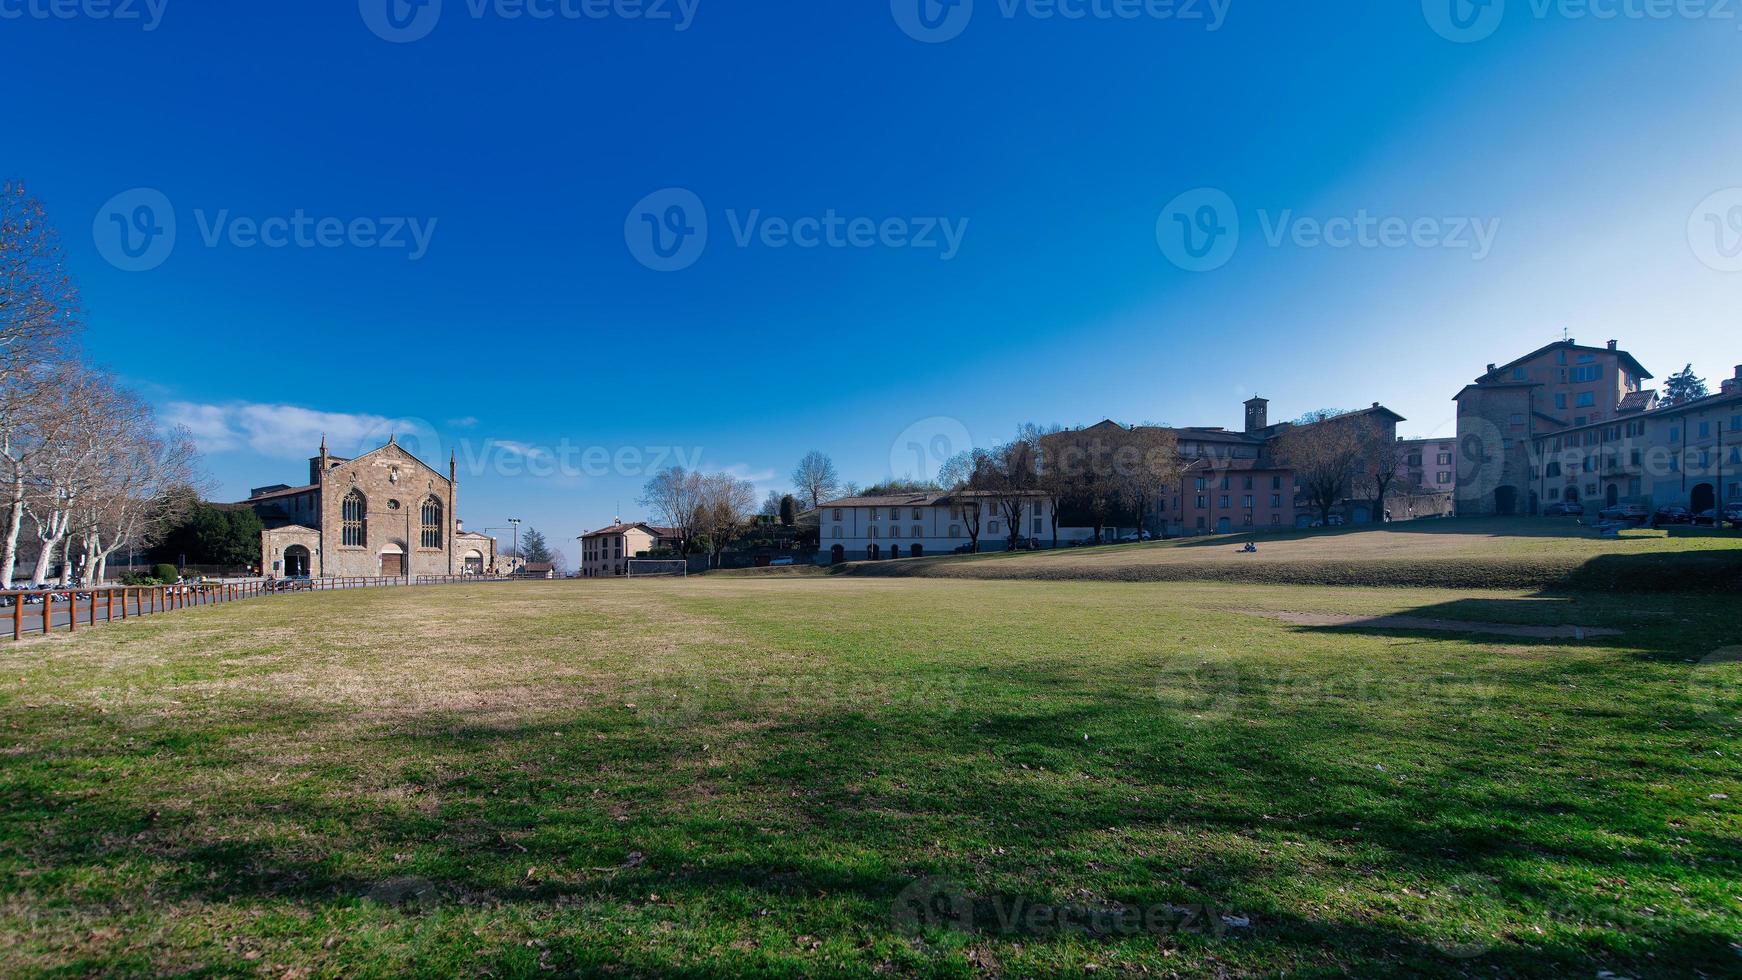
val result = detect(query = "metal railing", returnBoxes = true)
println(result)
[2,575,514,641]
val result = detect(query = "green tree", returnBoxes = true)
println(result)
[155,503,263,568]
[778,494,798,527]
[521,527,554,564]
[1663,364,1708,405]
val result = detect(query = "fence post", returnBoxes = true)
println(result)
[12,595,20,641]
[66,593,74,633]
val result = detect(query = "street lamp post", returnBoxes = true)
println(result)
[508,518,521,575]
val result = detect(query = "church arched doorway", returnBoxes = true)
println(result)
[866,544,881,560]
[889,544,903,559]
[830,544,844,565]
[909,544,923,558]
[283,545,310,578]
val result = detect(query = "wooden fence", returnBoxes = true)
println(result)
[1,575,513,641]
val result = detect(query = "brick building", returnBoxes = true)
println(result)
[242,437,496,579]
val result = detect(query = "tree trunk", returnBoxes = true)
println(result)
[0,485,23,589]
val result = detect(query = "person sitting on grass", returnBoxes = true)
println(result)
[1240,541,1258,553]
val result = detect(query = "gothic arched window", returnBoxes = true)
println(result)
[420,496,444,550]
[342,490,367,547]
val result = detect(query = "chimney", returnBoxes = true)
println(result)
[1486,363,1497,374]
[1372,401,1380,409]
[1723,365,1742,395]
[1243,396,1269,433]
[1607,339,1618,351]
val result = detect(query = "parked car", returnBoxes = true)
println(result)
[1652,505,1693,526]
[1544,501,1584,516]
[952,544,976,555]
[1725,502,1742,528]
[769,557,795,567]
[1598,503,1649,523]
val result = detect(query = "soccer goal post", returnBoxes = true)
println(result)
[625,559,689,578]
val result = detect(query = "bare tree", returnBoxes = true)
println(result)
[985,437,1041,550]
[791,450,840,510]
[1354,428,1404,525]
[695,472,757,567]
[640,466,704,555]
[1273,410,1366,528]
[0,180,81,587]
[759,489,784,518]
[74,387,199,583]
[939,449,990,553]
[1110,426,1181,541]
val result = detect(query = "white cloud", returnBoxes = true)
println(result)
[164,401,438,461]
[707,463,777,486]
[447,416,480,429]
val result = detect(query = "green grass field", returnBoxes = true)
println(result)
[2,525,1740,976]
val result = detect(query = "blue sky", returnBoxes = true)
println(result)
[7,1,1741,556]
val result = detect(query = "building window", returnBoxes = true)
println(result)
[420,497,443,549]
[1670,428,1680,443]
[868,526,879,539]
[1509,413,1526,426]
[912,508,924,520]
[912,526,923,539]
[949,524,961,537]
[1555,393,1568,410]
[1576,392,1595,408]
[1219,495,1231,508]
[1570,365,1601,383]
[832,508,842,520]
[1699,422,1711,438]
[1271,494,1283,506]
[890,526,902,538]
[342,490,367,547]
[831,527,842,539]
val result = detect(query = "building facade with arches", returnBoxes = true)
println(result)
[242,437,495,578]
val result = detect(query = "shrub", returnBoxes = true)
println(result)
[153,563,181,584]
[120,572,159,586]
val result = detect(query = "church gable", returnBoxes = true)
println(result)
[328,441,449,493]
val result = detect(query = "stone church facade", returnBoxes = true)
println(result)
[243,438,496,579]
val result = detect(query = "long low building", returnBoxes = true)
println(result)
[818,491,1074,563]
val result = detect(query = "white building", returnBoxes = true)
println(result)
[817,491,1081,564]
